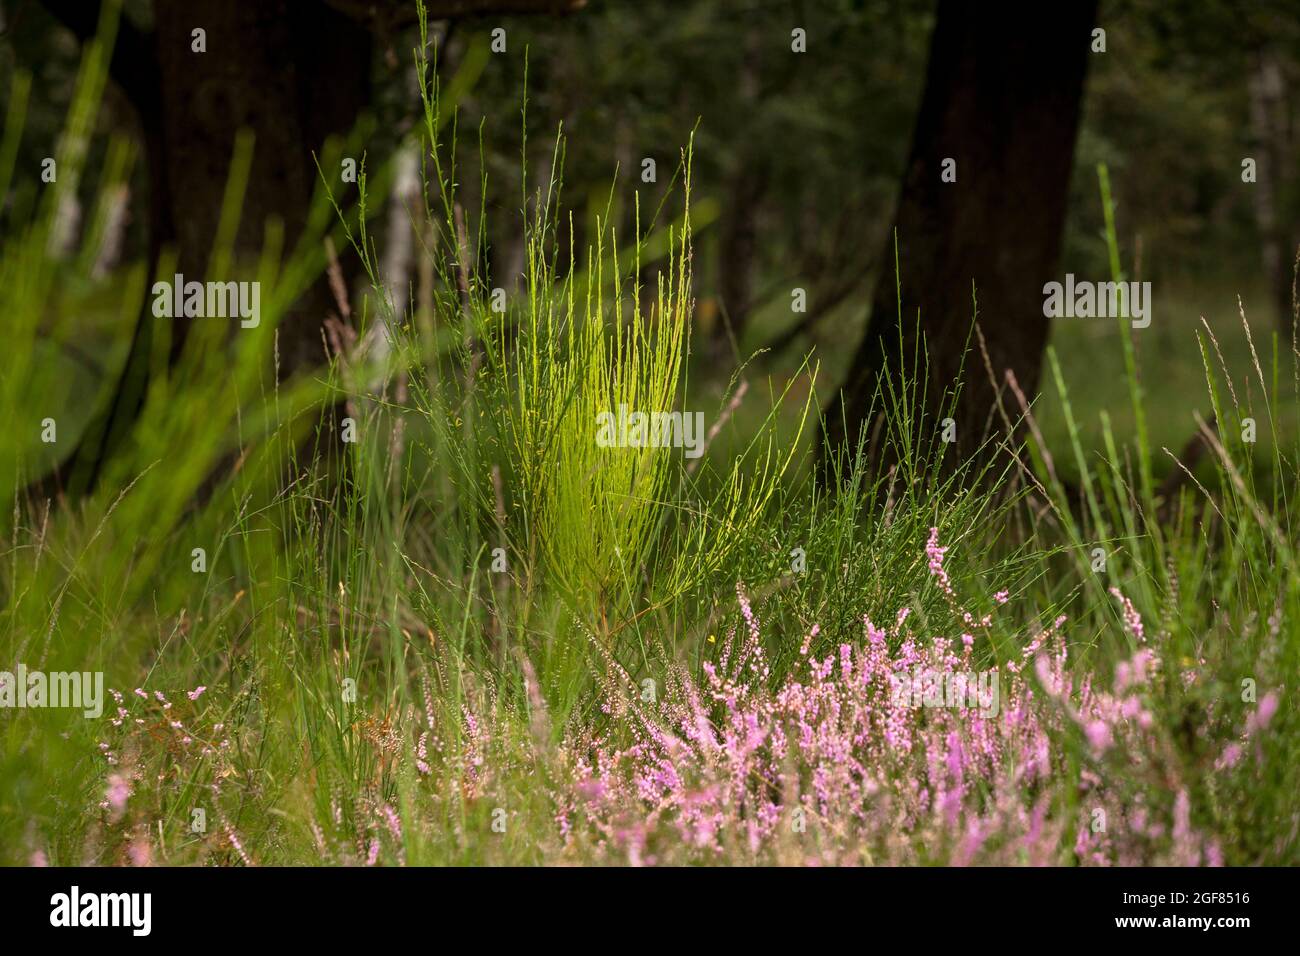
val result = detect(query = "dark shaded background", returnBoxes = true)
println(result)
[2,0,1297,484]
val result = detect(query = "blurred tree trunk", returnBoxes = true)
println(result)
[716,160,767,350]
[35,0,583,499]
[1246,51,1292,330]
[821,0,1097,476]
[38,0,370,496]
[150,0,372,372]
[714,25,767,353]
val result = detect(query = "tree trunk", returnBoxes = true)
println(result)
[49,0,372,496]
[821,0,1098,475]
[716,160,767,349]
[1246,51,1292,330]
[152,0,371,372]
[714,24,767,352]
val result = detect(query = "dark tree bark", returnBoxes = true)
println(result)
[716,159,767,347]
[821,0,1098,475]
[714,23,767,352]
[33,0,584,499]
[38,0,371,496]
[151,0,372,372]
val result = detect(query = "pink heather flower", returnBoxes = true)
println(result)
[133,688,147,699]
[925,527,954,597]
[128,840,152,867]
[1257,691,1279,726]
[224,823,253,866]
[799,624,820,656]
[1215,742,1242,771]
[1084,720,1112,754]
[575,779,607,802]
[187,686,207,701]
[865,617,887,646]
[29,850,48,867]
[1109,588,1145,643]
[421,674,437,731]
[105,774,131,821]
[381,804,404,844]
[994,590,1009,604]
[735,584,765,668]
[1246,691,1279,734]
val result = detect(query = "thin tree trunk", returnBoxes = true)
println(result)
[1247,51,1291,330]
[714,24,767,352]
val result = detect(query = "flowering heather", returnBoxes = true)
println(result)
[322,531,1276,867]
[40,531,1287,868]
[74,684,247,866]
[546,534,1234,865]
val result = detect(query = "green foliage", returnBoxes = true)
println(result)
[0,1,1294,867]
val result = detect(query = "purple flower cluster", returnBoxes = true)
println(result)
[536,531,1263,864]
[64,531,1277,866]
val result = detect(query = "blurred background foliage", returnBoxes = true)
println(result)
[1,0,1297,474]
[1,0,1297,866]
